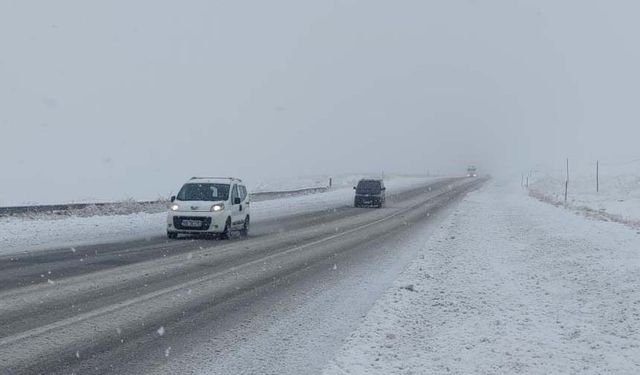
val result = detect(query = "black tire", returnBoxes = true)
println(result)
[219,218,231,240]
[240,216,250,237]
[167,232,178,239]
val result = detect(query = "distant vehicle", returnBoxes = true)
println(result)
[467,165,477,177]
[167,177,250,239]
[354,179,386,208]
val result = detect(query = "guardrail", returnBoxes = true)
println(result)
[0,186,330,217]
[250,186,328,202]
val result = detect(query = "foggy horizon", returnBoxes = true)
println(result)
[2,0,640,205]
[3,3,640,373]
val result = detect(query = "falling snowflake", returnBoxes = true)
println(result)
[165,346,171,357]
[71,247,76,253]
[157,326,165,336]
[47,279,55,285]
[332,264,338,270]
[75,351,80,358]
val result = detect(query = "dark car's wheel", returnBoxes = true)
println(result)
[240,216,250,237]
[219,218,232,240]
[167,232,178,239]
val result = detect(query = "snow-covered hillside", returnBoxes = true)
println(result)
[529,162,640,226]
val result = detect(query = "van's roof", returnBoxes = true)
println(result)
[187,177,243,184]
[358,178,383,182]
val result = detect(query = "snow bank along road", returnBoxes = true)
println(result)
[0,177,484,374]
[325,180,640,375]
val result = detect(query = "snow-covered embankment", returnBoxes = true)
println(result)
[325,180,640,374]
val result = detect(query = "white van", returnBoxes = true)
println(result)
[167,177,250,239]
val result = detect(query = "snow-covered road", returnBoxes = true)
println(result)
[6,175,636,374]
[0,177,483,374]
[325,180,640,374]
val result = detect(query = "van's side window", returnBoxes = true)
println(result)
[239,185,247,201]
[231,184,239,203]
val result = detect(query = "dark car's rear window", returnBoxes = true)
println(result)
[357,180,382,193]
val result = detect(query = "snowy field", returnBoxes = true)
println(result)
[529,162,640,226]
[250,173,436,192]
[324,179,640,374]
[0,175,441,255]
[251,173,372,193]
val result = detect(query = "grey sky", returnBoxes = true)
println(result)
[1,0,639,204]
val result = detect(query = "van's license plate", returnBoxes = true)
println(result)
[181,220,201,227]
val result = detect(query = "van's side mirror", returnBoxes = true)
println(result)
[234,197,241,205]
[170,196,176,202]
[353,187,356,190]
[381,187,386,191]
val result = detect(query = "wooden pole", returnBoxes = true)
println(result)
[596,160,599,193]
[564,158,569,204]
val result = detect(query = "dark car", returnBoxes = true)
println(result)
[354,179,386,208]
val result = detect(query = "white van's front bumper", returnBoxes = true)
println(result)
[167,211,228,234]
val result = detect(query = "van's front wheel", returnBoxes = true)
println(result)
[219,218,231,240]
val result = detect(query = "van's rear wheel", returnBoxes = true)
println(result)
[219,218,231,240]
[240,216,250,237]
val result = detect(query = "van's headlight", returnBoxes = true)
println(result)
[211,203,225,212]
[170,204,179,211]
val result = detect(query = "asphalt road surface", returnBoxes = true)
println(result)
[0,177,485,374]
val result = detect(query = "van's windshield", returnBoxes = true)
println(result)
[356,181,382,193]
[177,183,230,201]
